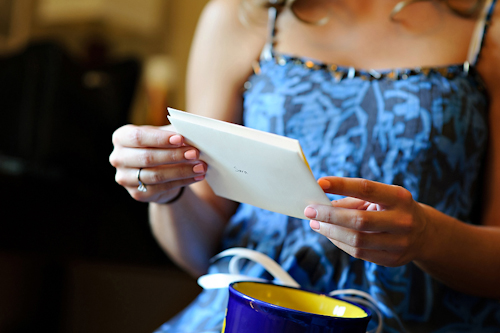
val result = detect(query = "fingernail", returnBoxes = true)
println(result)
[184,149,197,160]
[193,164,205,174]
[304,206,317,219]
[194,175,205,181]
[169,135,182,146]
[310,220,320,230]
[318,179,330,190]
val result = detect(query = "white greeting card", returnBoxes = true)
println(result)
[167,108,331,219]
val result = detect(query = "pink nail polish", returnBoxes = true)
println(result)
[318,179,330,190]
[193,164,205,174]
[310,220,320,230]
[304,206,317,219]
[194,175,205,181]
[169,135,182,145]
[184,149,197,160]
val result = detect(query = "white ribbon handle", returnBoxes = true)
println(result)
[198,248,300,289]
[329,289,383,333]
[216,248,301,287]
[198,273,269,289]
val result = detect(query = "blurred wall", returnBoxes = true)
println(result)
[163,0,210,113]
[4,0,210,124]
[0,0,211,332]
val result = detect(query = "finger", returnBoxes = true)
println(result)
[330,197,370,210]
[318,177,412,208]
[136,163,207,185]
[310,221,405,253]
[110,146,200,168]
[115,162,207,187]
[328,238,403,267]
[305,206,404,233]
[112,124,184,148]
[127,178,202,203]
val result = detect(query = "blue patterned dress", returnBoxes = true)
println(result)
[156,3,500,332]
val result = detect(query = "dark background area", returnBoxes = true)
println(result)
[0,41,201,333]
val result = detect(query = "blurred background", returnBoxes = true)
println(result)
[0,0,211,332]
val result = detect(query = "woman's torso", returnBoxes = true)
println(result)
[221,1,498,331]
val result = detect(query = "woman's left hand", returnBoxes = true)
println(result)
[304,176,431,267]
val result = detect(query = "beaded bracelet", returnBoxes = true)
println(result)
[164,187,185,204]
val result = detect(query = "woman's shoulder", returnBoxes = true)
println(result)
[194,0,267,63]
[186,0,268,120]
[200,0,243,28]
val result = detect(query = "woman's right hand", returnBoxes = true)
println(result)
[109,124,207,204]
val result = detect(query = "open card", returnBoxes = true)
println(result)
[167,108,331,219]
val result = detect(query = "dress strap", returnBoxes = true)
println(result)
[467,0,498,65]
[260,6,278,61]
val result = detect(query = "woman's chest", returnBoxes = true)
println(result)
[274,2,477,70]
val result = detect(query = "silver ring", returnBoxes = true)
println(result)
[137,168,147,192]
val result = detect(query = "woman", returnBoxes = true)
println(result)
[109,0,500,331]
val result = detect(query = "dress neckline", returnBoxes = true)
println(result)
[256,0,497,85]
[254,50,482,85]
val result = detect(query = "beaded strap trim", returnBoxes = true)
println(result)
[251,53,476,83]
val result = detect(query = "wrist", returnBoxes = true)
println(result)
[163,187,185,205]
[414,203,450,264]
